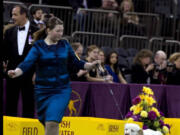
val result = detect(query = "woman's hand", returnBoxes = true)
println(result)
[146,63,154,72]
[104,75,113,83]
[8,68,23,78]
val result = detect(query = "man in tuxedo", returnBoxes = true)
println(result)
[3,4,38,118]
[30,7,44,29]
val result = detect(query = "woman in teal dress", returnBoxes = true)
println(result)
[8,17,99,135]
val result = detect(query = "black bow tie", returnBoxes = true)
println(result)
[18,26,25,31]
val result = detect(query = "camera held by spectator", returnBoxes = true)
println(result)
[153,63,161,72]
[166,61,175,72]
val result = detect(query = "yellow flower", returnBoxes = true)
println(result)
[140,111,148,118]
[163,126,169,134]
[139,94,145,100]
[133,105,143,115]
[130,105,136,111]
[144,95,156,106]
[143,86,154,95]
[127,118,134,122]
[152,107,160,117]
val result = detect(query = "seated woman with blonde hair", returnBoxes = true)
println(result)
[85,45,113,83]
[166,52,180,85]
[120,0,139,25]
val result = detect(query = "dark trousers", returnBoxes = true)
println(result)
[6,76,35,118]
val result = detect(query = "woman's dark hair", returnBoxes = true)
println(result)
[133,49,153,65]
[33,17,63,41]
[105,50,119,74]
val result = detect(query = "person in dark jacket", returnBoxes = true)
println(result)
[3,4,38,118]
[131,49,154,84]
[30,7,44,29]
[68,42,87,81]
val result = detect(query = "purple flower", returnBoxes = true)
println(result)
[160,111,164,116]
[132,96,141,105]
[132,115,140,121]
[125,111,133,118]
[148,111,157,120]
[143,125,148,129]
[159,120,164,127]
[165,124,171,129]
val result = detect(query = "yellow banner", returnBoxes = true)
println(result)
[164,118,180,135]
[3,116,142,135]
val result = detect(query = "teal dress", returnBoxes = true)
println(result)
[18,39,85,124]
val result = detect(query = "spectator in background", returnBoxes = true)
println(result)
[33,13,54,41]
[70,0,102,32]
[131,49,154,84]
[98,49,106,65]
[42,0,70,6]
[105,51,127,84]
[166,52,180,85]
[69,42,87,81]
[68,0,102,12]
[3,4,38,118]
[94,0,119,33]
[85,45,112,82]
[119,0,145,36]
[101,0,118,10]
[119,0,139,25]
[97,49,113,81]
[154,50,167,69]
[150,50,167,84]
[41,13,54,26]
[71,42,84,58]
[31,7,44,29]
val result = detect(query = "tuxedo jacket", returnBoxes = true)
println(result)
[30,20,39,28]
[3,23,38,74]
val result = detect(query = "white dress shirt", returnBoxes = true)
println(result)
[17,20,30,56]
[34,19,44,25]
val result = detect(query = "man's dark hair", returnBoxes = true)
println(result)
[14,4,29,18]
[31,7,43,15]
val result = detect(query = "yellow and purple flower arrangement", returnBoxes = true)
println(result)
[125,86,170,135]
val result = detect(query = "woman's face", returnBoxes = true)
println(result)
[110,53,118,65]
[174,57,180,69]
[88,48,99,61]
[123,1,131,12]
[140,57,151,66]
[48,24,64,42]
[98,51,105,63]
[75,46,83,58]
